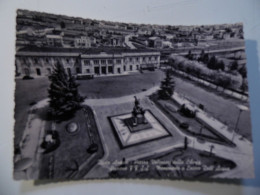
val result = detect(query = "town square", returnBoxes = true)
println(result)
[13,9,254,180]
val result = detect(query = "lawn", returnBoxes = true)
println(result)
[78,70,164,98]
[14,71,163,145]
[152,97,233,146]
[39,106,104,179]
[14,67,252,149]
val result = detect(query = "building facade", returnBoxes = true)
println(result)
[15,48,160,78]
[74,36,91,48]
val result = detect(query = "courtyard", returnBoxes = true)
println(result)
[14,70,164,146]
[14,67,253,179]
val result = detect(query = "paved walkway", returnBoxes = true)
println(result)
[15,84,254,179]
[171,92,254,177]
[84,91,254,178]
[83,85,160,106]
[172,92,235,141]
[14,105,46,179]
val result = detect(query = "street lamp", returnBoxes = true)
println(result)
[209,145,215,156]
[231,104,249,142]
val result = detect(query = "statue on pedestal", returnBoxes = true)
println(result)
[132,96,147,126]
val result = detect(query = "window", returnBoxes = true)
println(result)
[101,60,106,64]
[94,60,99,65]
[94,67,100,74]
[101,66,106,74]
[34,58,38,64]
[129,58,132,62]
[108,59,113,64]
[84,60,90,65]
[36,68,41,76]
[136,57,139,61]
[45,58,49,63]
[85,69,90,73]
[66,58,70,63]
[108,66,113,73]
[76,67,81,74]
[116,59,121,64]
[130,65,132,71]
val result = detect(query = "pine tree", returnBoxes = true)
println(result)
[230,61,238,71]
[158,70,175,100]
[48,62,84,118]
[207,56,217,69]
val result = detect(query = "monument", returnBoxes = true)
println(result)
[109,97,171,147]
[123,96,151,133]
[132,96,147,126]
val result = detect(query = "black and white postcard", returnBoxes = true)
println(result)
[13,9,254,180]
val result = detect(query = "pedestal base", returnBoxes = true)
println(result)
[109,110,170,148]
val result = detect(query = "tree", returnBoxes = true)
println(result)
[207,56,217,70]
[217,76,232,91]
[240,79,248,93]
[230,61,238,71]
[203,53,209,64]
[48,62,84,118]
[60,21,66,29]
[158,70,175,100]
[198,50,205,62]
[238,66,247,79]
[151,29,156,36]
[186,50,193,60]
[198,50,209,64]
[238,66,248,93]
[218,60,225,71]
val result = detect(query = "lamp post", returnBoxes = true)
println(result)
[231,104,248,142]
[209,145,215,156]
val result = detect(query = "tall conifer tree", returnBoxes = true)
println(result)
[158,70,175,99]
[48,62,84,117]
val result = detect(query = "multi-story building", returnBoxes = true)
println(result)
[15,47,160,78]
[46,34,63,47]
[148,37,163,49]
[74,36,91,48]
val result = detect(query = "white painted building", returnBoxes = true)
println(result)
[15,48,160,78]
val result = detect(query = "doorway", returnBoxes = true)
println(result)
[36,68,41,76]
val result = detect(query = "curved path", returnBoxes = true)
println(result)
[82,85,160,106]
[124,34,136,49]
[34,85,160,109]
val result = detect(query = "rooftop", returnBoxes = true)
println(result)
[16,46,160,55]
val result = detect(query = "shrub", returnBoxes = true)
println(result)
[22,75,34,80]
[180,122,189,129]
